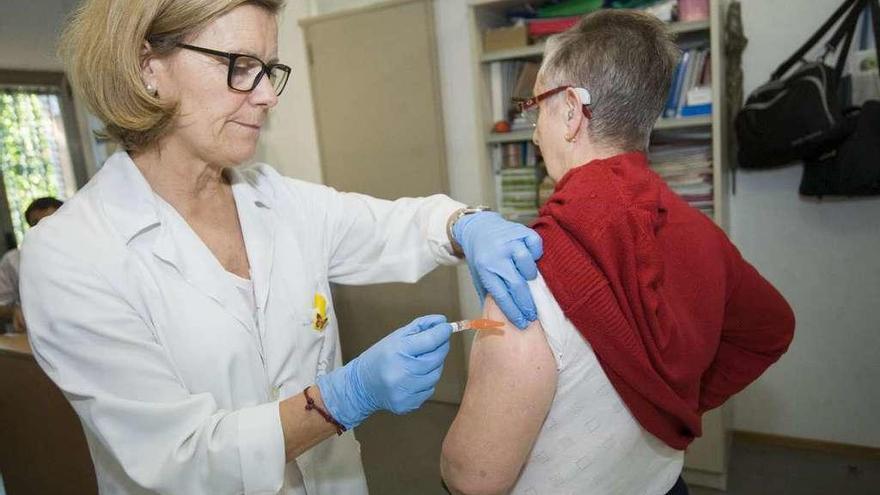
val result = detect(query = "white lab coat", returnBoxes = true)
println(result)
[20,151,463,495]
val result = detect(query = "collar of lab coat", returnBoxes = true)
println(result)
[98,151,277,332]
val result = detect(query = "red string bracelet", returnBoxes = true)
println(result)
[303,386,345,436]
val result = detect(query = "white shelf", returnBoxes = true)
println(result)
[486,116,712,143]
[654,115,713,130]
[480,20,710,63]
[482,44,545,63]
[487,129,533,143]
[668,19,711,34]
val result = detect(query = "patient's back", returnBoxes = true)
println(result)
[512,275,683,494]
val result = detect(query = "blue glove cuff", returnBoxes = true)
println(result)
[453,210,498,250]
[315,360,373,430]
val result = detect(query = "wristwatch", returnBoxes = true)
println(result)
[447,205,492,258]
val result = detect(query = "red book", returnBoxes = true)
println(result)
[679,0,710,22]
[527,16,580,37]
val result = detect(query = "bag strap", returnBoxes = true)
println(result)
[869,0,880,75]
[772,0,863,80]
[832,0,869,77]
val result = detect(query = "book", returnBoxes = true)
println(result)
[526,16,580,37]
[665,50,690,118]
[665,46,712,118]
[490,62,504,122]
[681,103,712,117]
[512,62,540,100]
[649,137,713,212]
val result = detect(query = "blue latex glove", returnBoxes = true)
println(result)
[453,211,543,329]
[316,315,452,430]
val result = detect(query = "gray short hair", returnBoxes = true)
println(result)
[541,10,681,150]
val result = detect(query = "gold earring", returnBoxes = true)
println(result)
[565,134,575,142]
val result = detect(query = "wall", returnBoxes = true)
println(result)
[0,0,98,180]
[433,0,487,325]
[0,0,79,71]
[257,1,324,182]
[731,0,880,448]
[284,0,486,324]
[309,0,384,15]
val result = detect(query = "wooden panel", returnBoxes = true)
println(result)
[685,407,728,472]
[732,430,880,459]
[683,407,729,490]
[0,336,97,494]
[303,0,465,402]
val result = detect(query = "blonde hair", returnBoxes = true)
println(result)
[542,10,681,150]
[60,0,284,151]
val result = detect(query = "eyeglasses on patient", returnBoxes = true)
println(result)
[513,86,592,127]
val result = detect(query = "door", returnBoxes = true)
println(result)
[302,0,465,402]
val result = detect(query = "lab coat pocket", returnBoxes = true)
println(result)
[292,276,337,378]
[311,277,338,377]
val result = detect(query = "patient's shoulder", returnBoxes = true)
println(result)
[470,296,557,381]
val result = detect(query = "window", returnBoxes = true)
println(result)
[0,88,76,244]
[0,71,85,248]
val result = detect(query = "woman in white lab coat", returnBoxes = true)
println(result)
[19,1,543,494]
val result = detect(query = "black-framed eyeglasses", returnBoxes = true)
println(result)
[176,43,291,96]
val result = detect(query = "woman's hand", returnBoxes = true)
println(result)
[316,315,452,429]
[453,212,543,329]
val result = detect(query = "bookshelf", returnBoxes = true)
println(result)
[486,115,714,144]
[480,19,710,62]
[467,0,731,490]
[468,0,730,232]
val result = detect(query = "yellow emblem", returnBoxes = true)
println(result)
[313,293,330,331]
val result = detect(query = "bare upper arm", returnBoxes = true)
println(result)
[441,296,557,495]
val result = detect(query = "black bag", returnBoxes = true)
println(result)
[736,0,868,169]
[800,101,880,196]
[799,0,880,197]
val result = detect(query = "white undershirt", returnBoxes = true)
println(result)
[226,270,257,322]
[511,275,684,495]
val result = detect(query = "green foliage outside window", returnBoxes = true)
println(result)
[0,89,68,246]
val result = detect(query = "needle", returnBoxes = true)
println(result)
[450,318,505,333]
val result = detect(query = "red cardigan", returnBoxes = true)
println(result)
[533,151,795,450]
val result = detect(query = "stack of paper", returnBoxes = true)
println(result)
[649,139,713,217]
[498,167,540,223]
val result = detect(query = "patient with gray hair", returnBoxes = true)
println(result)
[441,8,794,495]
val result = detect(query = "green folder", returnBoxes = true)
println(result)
[537,0,664,18]
[537,0,604,18]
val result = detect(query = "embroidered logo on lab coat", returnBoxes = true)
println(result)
[313,293,330,331]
